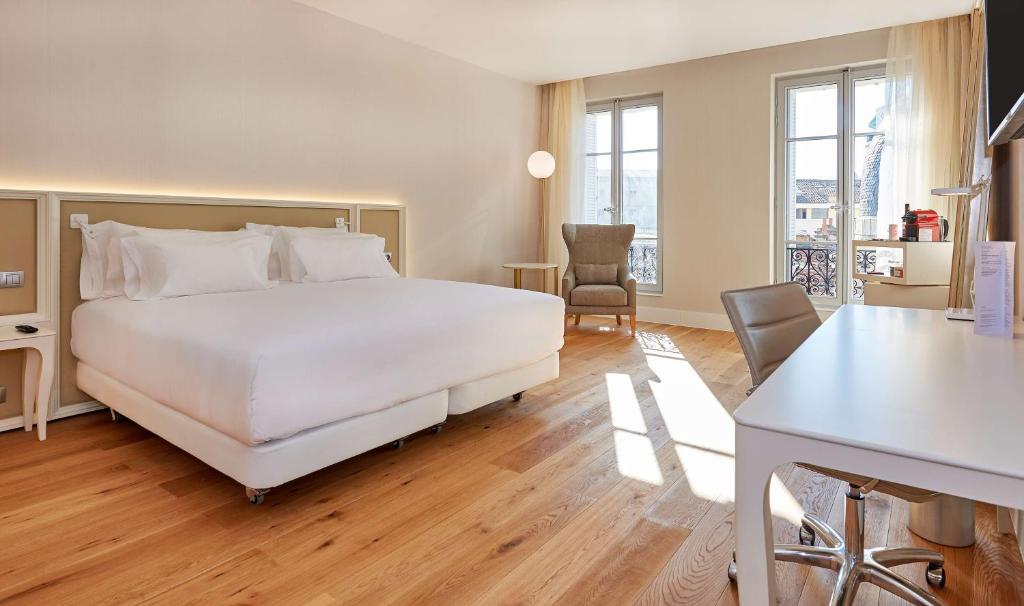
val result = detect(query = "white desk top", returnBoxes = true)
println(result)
[734,305,1024,481]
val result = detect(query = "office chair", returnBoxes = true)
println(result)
[721,283,947,606]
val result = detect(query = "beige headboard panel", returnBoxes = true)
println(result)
[358,207,403,272]
[0,197,38,420]
[0,198,38,316]
[58,199,354,406]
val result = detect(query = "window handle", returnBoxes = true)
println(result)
[602,207,617,215]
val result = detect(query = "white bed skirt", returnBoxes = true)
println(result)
[77,352,558,490]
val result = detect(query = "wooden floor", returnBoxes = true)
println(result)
[2,318,1023,605]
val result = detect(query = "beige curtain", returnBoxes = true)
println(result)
[538,79,586,272]
[879,13,980,236]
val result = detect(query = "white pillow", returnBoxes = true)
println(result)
[102,223,195,297]
[289,235,398,283]
[120,233,275,301]
[120,230,260,297]
[79,221,115,300]
[245,223,373,282]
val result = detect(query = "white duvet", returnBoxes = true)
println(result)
[71,279,564,445]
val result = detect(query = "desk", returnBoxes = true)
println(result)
[0,324,56,441]
[733,306,1024,604]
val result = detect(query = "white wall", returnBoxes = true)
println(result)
[0,0,541,285]
[584,29,891,328]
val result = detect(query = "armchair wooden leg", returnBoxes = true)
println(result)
[616,315,622,326]
[629,315,637,335]
[574,314,581,326]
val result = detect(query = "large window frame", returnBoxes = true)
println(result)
[585,95,664,293]
[773,65,885,308]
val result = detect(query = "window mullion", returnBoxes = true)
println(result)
[613,100,622,224]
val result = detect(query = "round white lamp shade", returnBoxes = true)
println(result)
[527,151,556,179]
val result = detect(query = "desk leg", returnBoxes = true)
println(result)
[735,425,780,605]
[513,268,522,289]
[22,349,40,432]
[33,343,54,441]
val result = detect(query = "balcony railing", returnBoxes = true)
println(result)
[629,237,658,285]
[789,245,838,298]
[787,245,876,299]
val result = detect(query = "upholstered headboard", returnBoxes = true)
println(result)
[53,192,403,411]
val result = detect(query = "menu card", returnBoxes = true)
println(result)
[973,241,1016,338]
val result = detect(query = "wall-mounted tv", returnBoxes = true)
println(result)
[986,0,1024,145]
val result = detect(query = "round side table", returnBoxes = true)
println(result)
[503,263,559,296]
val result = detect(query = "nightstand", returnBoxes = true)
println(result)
[0,324,56,440]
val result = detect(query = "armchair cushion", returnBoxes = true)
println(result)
[575,263,618,285]
[570,284,627,307]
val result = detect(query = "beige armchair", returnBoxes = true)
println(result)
[561,223,637,335]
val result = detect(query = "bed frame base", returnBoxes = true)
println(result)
[78,353,559,501]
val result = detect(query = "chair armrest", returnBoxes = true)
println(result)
[561,269,576,306]
[623,273,637,309]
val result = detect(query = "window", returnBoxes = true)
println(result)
[584,96,662,292]
[774,67,886,305]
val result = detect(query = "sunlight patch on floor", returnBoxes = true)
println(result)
[633,330,806,524]
[605,373,647,433]
[606,372,662,484]
[613,429,664,485]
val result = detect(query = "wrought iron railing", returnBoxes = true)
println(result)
[789,245,838,298]
[629,238,658,285]
[788,245,877,300]
[853,249,876,300]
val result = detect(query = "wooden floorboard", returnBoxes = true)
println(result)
[0,317,1022,604]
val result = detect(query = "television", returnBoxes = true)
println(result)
[986,0,1024,145]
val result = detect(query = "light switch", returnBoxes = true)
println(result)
[0,271,24,288]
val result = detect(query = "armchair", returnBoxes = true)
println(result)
[561,223,637,335]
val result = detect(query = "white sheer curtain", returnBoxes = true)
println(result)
[878,15,976,238]
[539,79,586,272]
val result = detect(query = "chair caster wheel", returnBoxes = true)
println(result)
[249,494,265,506]
[799,523,816,546]
[430,423,444,434]
[926,564,946,588]
[512,392,523,402]
[727,551,737,582]
[110,409,127,423]
[391,438,406,449]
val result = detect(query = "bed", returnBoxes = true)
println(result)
[72,278,563,503]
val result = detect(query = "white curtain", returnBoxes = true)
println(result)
[539,79,586,272]
[878,15,976,239]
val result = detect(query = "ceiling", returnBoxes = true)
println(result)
[294,0,973,84]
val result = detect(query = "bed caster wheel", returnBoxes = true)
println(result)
[245,488,270,506]
[926,563,946,588]
[512,392,523,402]
[430,423,444,434]
[110,409,127,423]
[727,551,737,582]
[391,438,406,449]
[799,522,816,546]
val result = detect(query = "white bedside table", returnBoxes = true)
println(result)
[0,324,56,441]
